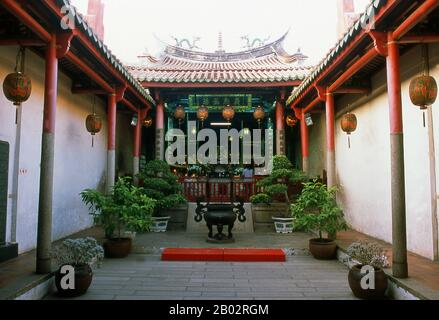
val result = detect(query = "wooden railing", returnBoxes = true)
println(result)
[180,177,265,202]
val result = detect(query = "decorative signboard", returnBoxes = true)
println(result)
[188,94,253,112]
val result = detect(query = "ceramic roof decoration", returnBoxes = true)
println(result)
[127,32,313,85]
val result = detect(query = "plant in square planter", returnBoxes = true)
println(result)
[51,237,104,298]
[81,177,156,258]
[292,180,347,259]
[250,155,307,233]
[347,241,389,299]
[138,160,187,232]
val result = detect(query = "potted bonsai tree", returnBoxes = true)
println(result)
[250,155,308,233]
[81,177,156,258]
[138,160,187,232]
[291,180,347,259]
[347,241,389,299]
[51,237,104,297]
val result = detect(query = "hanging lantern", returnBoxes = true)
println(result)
[143,116,153,128]
[286,115,298,127]
[3,47,31,106]
[409,75,437,110]
[174,105,186,121]
[85,113,102,147]
[197,105,209,125]
[341,113,357,149]
[222,105,235,121]
[86,113,102,135]
[253,106,266,128]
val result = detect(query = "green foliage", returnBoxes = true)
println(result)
[137,160,186,213]
[251,155,307,205]
[250,193,272,205]
[347,241,389,269]
[273,155,293,170]
[265,184,288,196]
[291,180,347,239]
[81,177,156,239]
[51,237,104,269]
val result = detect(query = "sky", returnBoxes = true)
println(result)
[70,0,370,65]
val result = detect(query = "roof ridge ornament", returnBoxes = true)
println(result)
[172,36,201,50]
[241,35,271,50]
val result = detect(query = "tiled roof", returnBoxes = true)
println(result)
[127,33,312,84]
[59,0,155,106]
[286,0,386,105]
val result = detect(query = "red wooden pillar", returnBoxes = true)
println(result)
[275,99,285,155]
[156,99,165,160]
[133,109,146,185]
[106,93,117,193]
[36,34,58,274]
[387,33,408,278]
[300,110,309,174]
[326,92,336,187]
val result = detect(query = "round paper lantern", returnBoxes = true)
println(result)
[286,115,298,127]
[253,106,266,121]
[222,105,235,121]
[409,75,437,110]
[341,113,357,135]
[174,105,186,121]
[86,113,102,135]
[143,116,153,128]
[3,72,32,106]
[197,105,209,122]
[341,113,357,149]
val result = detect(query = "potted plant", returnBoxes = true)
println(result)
[81,177,156,258]
[138,160,187,232]
[51,237,104,297]
[292,180,347,259]
[250,155,308,233]
[347,241,389,299]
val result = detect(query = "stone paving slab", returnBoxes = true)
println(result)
[46,254,358,300]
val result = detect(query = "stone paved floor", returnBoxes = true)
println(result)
[132,231,312,254]
[47,254,357,300]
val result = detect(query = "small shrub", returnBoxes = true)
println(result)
[347,241,389,269]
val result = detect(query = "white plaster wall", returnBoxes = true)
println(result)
[308,112,326,179]
[0,46,20,244]
[0,46,107,253]
[332,45,438,259]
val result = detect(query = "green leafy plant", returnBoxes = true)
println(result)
[251,155,308,205]
[137,160,186,214]
[347,241,389,269]
[51,237,104,268]
[81,177,156,239]
[291,180,347,240]
[249,193,271,205]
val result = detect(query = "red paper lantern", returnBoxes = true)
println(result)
[143,116,153,128]
[222,105,235,121]
[341,113,357,135]
[286,115,298,127]
[197,105,209,122]
[341,113,357,149]
[174,105,186,121]
[86,113,102,135]
[409,75,437,110]
[253,106,266,121]
[3,72,32,106]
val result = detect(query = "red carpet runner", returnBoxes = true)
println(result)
[161,248,286,262]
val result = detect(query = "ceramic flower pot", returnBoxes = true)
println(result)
[272,217,294,234]
[348,264,388,299]
[55,264,93,298]
[103,238,132,258]
[151,216,171,233]
[309,238,337,260]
